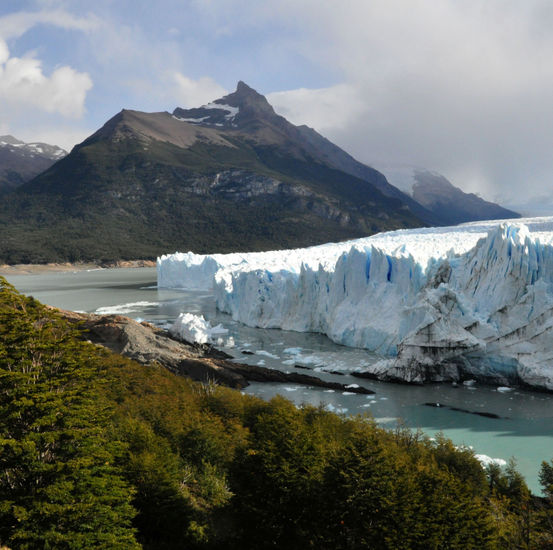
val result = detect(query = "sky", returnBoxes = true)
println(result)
[1,0,553,212]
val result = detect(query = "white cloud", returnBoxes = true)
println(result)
[18,125,92,152]
[0,40,8,64]
[0,39,92,118]
[0,9,95,126]
[248,0,553,202]
[185,0,553,202]
[268,84,366,133]
[0,9,99,40]
[2,0,553,204]
[0,8,95,144]
[172,74,227,108]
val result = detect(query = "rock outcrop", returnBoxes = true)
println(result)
[56,308,374,394]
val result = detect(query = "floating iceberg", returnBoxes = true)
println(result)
[158,217,553,389]
[475,454,507,468]
[169,312,228,345]
[95,301,159,315]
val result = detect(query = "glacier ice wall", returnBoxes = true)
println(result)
[158,217,553,389]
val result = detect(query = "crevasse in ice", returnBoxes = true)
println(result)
[157,217,553,389]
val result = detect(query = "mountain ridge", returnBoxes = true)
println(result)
[374,163,520,224]
[1,82,428,263]
[0,135,66,192]
[0,82,517,264]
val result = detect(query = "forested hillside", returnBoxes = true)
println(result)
[2,277,553,549]
[0,83,424,265]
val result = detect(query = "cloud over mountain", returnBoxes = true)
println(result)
[0,39,92,117]
[4,1,553,207]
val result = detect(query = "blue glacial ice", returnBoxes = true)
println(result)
[158,217,553,389]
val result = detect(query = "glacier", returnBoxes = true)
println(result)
[157,217,553,390]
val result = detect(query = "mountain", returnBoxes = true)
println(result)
[374,164,520,225]
[0,135,66,192]
[174,83,440,224]
[0,82,427,264]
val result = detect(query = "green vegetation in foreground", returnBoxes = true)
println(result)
[2,277,553,548]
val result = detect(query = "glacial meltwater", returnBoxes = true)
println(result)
[5,266,553,494]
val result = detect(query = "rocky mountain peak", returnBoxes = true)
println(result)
[220,81,276,119]
[0,135,67,192]
[172,81,277,128]
[226,81,271,106]
[0,135,25,146]
[236,80,253,92]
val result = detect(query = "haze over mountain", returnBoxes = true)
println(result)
[0,136,66,192]
[375,164,520,225]
[0,82,427,264]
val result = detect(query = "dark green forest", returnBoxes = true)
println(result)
[0,137,422,265]
[2,276,553,549]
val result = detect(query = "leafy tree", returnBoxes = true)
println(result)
[228,397,333,549]
[540,460,553,499]
[531,460,553,549]
[0,278,139,549]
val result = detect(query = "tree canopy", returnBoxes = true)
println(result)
[1,276,553,549]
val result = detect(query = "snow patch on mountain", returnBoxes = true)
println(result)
[172,115,210,124]
[0,135,66,160]
[202,102,239,120]
[158,216,553,389]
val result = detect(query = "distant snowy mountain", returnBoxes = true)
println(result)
[158,215,553,390]
[374,164,519,225]
[0,135,66,191]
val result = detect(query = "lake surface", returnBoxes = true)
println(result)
[5,266,553,493]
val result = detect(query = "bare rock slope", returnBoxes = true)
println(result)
[56,308,373,394]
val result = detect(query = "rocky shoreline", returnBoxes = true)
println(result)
[55,307,374,395]
[0,259,156,276]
